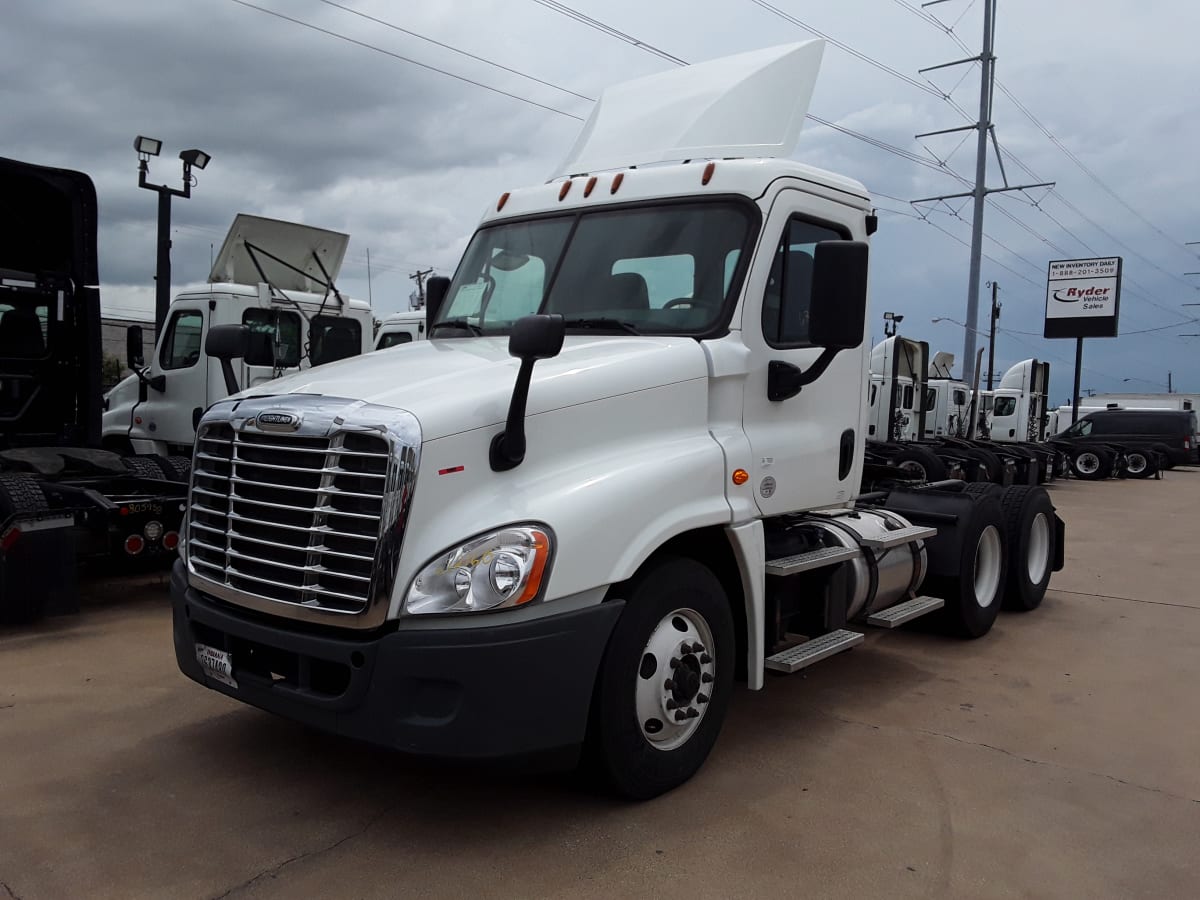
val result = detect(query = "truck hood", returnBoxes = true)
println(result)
[238,335,711,441]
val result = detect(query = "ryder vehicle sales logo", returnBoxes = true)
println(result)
[1052,285,1111,309]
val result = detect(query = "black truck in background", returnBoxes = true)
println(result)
[0,156,188,623]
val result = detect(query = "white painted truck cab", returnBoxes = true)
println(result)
[867,336,928,442]
[102,215,373,456]
[374,310,426,350]
[170,43,1064,798]
[989,359,1051,443]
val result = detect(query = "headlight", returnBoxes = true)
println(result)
[406,525,553,615]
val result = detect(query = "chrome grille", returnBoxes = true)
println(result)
[188,420,396,617]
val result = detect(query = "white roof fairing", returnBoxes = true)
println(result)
[552,41,825,178]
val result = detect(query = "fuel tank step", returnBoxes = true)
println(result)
[866,594,944,628]
[765,629,864,674]
[765,545,861,576]
[857,524,938,550]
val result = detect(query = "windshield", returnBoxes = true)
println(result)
[434,200,755,336]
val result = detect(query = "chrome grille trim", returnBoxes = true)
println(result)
[185,396,420,629]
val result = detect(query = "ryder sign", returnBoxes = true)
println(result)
[1044,256,1122,338]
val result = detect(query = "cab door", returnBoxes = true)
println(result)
[139,304,207,449]
[740,189,867,515]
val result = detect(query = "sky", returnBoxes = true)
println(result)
[3,0,1198,403]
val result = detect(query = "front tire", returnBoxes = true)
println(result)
[1071,448,1110,480]
[589,557,734,800]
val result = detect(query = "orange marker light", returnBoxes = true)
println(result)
[584,175,597,197]
[732,469,749,485]
[514,530,551,605]
[611,171,625,194]
[497,192,510,211]
[702,161,716,185]
[558,180,572,201]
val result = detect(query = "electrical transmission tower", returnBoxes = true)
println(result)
[912,0,1054,387]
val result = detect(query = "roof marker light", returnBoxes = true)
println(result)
[702,161,716,185]
[584,176,597,197]
[611,172,625,194]
[558,180,572,201]
[497,192,510,211]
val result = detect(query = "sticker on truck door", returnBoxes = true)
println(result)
[195,643,237,689]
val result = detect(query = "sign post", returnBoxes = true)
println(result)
[1044,257,1122,423]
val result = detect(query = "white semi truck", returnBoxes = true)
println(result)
[171,43,1065,798]
[103,214,374,458]
[374,310,427,350]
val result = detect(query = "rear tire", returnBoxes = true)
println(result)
[0,473,51,625]
[122,456,166,480]
[156,455,192,483]
[1070,448,1110,480]
[1122,450,1155,480]
[998,486,1056,611]
[588,557,734,800]
[963,447,1005,484]
[892,446,948,483]
[924,495,1007,639]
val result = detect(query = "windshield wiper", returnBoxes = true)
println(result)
[560,317,641,335]
[431,318,484,336]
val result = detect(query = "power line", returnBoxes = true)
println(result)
[528,0,686,64]
[316,0,592,101]
[226,0,585,120]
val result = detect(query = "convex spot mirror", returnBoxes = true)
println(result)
[808,240,869,351]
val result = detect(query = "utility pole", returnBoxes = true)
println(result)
[366,248,374,306]
[409,267,434,309]
[912,0,1054,387]
[986,280,1000,390]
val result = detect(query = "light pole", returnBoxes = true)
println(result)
[883,311,904,338]
[135,136,212,332]
[985,280,1000,390]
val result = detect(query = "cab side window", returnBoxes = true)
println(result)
[242,309,301,368]
[160,310,204,370]
[377,331,413,349]
[763,218,844,347]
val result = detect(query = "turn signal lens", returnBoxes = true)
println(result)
[732,469,749,485]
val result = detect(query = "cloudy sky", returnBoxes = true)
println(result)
[4,0,1198,401]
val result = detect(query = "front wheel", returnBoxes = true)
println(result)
[588,557,735,800]
[1071,448,1111,480]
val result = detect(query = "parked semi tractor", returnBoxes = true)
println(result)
[103,214,374,458]
[0,156,193,622]
[374,310,426,349]
[170,43,1065,798]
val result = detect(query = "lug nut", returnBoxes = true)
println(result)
[669,658,680,669]
[666,699,678,710]
[686,708,699,718]
[700,654,712,664]
[692,643,705,654]
[697,693,709,704]
[701,673,713,684]
[664,679,675,690]
[674,710,687,722]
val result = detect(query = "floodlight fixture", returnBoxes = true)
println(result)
[134,136,162,157]
[179,148,211,170]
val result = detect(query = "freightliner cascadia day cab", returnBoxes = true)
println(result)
[103,214,374,458]
[172,43,1066,798]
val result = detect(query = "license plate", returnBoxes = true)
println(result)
[195,643,238,689]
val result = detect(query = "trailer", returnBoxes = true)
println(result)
[168,42,1066,798]
[0,157,193,623]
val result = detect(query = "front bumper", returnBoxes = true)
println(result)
[171,561,622,760]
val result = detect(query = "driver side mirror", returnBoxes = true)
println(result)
[425,276,451,328]
[126,325,144,370]
[206,324,249,395]
[809,240,869,350]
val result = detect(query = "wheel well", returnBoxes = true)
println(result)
[605,526,748,679]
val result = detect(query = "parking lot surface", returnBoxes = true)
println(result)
[2,473,1199,899]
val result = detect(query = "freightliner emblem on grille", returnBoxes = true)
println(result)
[255,410,302,432]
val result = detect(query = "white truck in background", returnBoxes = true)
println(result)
[103,215,374,458]
[171,43,1065,799]
[373,310,427,350]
